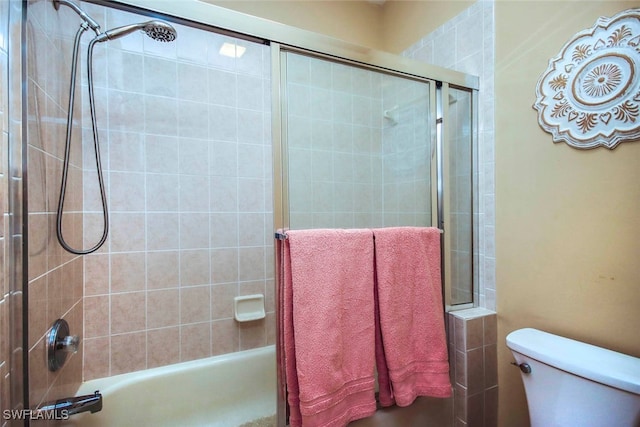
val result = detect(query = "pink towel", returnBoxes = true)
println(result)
[277,236,298,422]
[281,229,377,427]
[373,227,451,407]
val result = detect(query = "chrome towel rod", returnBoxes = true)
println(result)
[275,231,288,240]
[274,229,444,240]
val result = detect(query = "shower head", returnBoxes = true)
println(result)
[143,21,177,42]
[93,21,177,43]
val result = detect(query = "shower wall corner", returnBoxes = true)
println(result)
[23,0,86,416]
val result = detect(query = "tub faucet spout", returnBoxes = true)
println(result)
[37,391,103,418]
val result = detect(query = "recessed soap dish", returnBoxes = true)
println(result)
[234,294,266,322]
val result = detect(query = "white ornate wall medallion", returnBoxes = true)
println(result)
[533,9,640,149]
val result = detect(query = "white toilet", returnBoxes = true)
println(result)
[506,328,640,427]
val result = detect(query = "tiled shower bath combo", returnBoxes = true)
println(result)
[2,0,497,425]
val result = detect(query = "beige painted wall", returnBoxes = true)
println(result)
[205,0,384,48]
[380,0,474,53]
[204,0,472,54]
[495,1,640,426]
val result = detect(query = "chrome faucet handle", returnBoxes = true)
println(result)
[59,335,79,353]
[48,319,80,371]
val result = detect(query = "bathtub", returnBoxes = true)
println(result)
[64,345,276,427]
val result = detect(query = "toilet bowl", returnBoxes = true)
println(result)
[506,328,640,427]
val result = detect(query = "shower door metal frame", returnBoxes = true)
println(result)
[437,82,479,311]
[273,45,479,425]
[105,0,478,89]
[273,47,448,425]
[270,42,288,427]
[65,1,479,426]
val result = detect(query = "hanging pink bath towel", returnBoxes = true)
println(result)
[281,229,377,427]
[373,227,451,407]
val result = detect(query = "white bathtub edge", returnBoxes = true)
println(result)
[77,345,276,396]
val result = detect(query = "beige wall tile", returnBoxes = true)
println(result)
[211,319,239,356]
[110,253,145,293]
[147,289,179,329]
[466,317,484,351]
[111,332,146,375]
[28,276,47,349]
[146,251,179,290]
[146,213,179,250]
[83,337,110,381]
[211,248,238,284]
[84,254,110,296]
[84,296,109,338]
[147,327,180,369]
[179,249,210,286]
[180,323,210,362]
[238,247,265,281]
[240,319,266,350]
[180,286,211,324]
[111,292,146,334]
[180,213,209,249]
[211,283,236,320]
[110,213,145,252]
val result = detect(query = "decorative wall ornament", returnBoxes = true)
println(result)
[534,8,640,149]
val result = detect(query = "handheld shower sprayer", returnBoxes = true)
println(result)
[51,0,177,44]
[52,0,177,254]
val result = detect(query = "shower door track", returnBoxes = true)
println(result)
[98,0,478,89]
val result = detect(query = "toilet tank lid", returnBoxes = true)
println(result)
[506,328,640,395]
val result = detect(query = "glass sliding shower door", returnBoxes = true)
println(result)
[283,51,435,231]
[279,51,477,308]
[446,87,475,306]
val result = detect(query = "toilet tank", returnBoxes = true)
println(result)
[506,328,640,427]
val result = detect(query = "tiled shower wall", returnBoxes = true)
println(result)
[26,0,85,411]
[381,76,432,227]
[287,54,432,229]
[287,54,385,229]
[404,0,496,309]
[23,0,492,394]
[79,4,273,380]
[406,2,497,426]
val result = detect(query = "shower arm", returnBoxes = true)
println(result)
[52,0,101,35]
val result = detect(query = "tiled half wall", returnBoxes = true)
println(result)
[403,0,496,309]
[449,308,498,427]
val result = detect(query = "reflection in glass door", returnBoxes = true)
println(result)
[446,87,475,306]
[283,51,434,231]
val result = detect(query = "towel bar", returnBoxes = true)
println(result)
[275,229,444,240]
